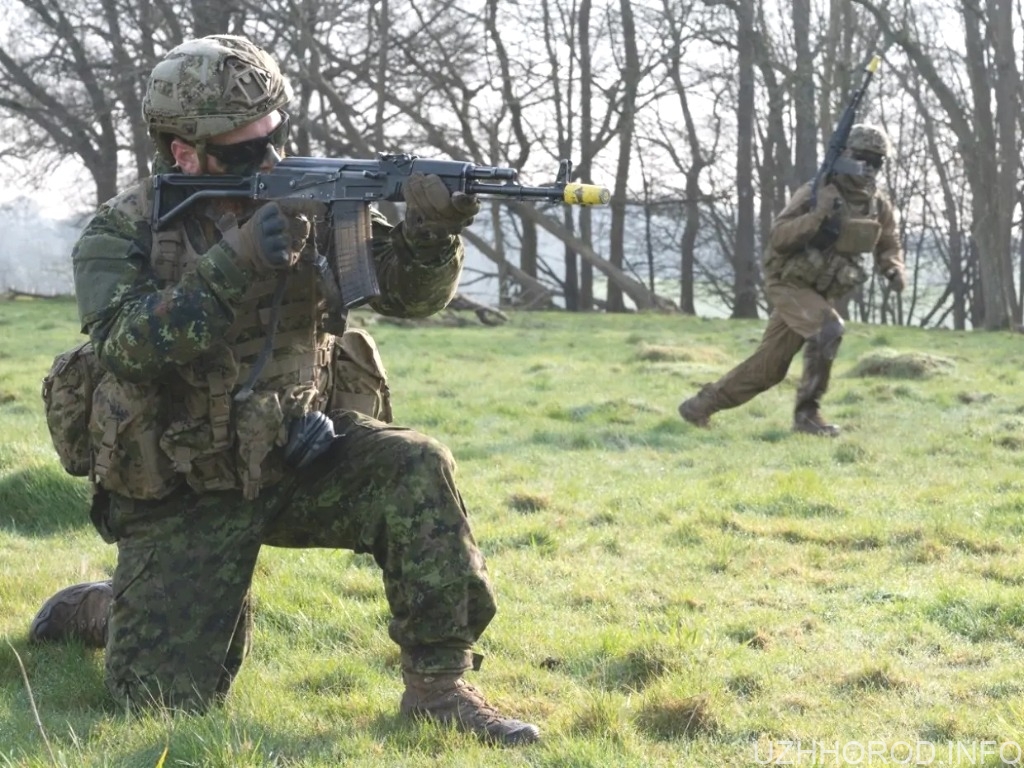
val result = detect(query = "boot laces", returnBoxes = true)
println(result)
[450,681,506,729]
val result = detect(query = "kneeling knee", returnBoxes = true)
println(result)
[405,434,457,480]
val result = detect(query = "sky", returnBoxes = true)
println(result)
[0,157,95,219]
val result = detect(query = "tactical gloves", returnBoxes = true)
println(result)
[809,183,843,251]
[814,183,843,217]
[229,202,310,274]
[403,173,481,242]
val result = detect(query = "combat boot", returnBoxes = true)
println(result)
[793,406,840,437]
[400,671,541,746]
[678,384,719,428]
[29,580,112,648]
[793,330,841,437]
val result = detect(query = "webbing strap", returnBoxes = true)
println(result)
[208,374,232,450]
[93,419,118,479]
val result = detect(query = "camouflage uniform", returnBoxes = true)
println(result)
[42,35,500,717]
[70,182,491,710]
[679,124,905,435]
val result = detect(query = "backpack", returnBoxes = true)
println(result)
[41,341,103,476]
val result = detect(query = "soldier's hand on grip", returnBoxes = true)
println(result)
[814,183,842,217]
[403,173,481,241]
[237,202,307,272]
[808,183,843,251]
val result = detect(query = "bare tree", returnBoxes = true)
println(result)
[730,0,758,318]
[853,0,1020,330]
[2,0,1020,328]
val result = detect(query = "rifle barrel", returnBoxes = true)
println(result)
[465,181,611,205]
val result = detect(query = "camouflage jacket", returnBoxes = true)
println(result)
[70,175,463,499]
[762,180,903,300]
[73,178,463,377]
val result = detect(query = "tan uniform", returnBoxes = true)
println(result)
[685,177,904,428]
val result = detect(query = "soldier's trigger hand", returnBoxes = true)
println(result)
[815,183,842,216]
[237,202,301,271]
[404,173,481,241]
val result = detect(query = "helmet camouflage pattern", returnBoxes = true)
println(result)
[846,123,891,157]
[144,35,292,159]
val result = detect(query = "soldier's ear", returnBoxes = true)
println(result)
[170,138,201,174]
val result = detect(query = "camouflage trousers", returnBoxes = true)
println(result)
[96,410,496,712]
[710,280,842,408]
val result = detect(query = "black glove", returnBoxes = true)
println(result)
[808,183,843,250]
[233,202,310,272]
[403,173,481,241]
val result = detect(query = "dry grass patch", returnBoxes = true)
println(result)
[957,391,995,404]
[848,350,955,379]
[635,693,719,740]
[505,492,550,514]
[726,626,772,650]
[995,434,1024,450]
[634,343,731,364]
[569,694,631,742]
[606,647,672,692]
[838,664,910,692]
[726,673,763,697]
[907,539,950,564]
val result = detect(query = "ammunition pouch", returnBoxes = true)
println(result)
[816,252,869,297]
[159,345,242,494]
[778,248,827,287]
[90,374,181,500]
[234,391,288,499]
[329,328,393,422]
[41,341,104,477]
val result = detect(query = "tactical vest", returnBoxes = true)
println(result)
[55,186,391,502]
[142,204,332,500]
[770,195,882,299]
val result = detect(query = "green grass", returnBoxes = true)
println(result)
[2,296,1024,766]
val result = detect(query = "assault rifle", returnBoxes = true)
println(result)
[151,153,611,312]
[810,54,882,208]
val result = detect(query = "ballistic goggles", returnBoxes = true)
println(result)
[852,151,884,170]
[203,111,291,174]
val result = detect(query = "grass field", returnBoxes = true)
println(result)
[1,297,1023,767]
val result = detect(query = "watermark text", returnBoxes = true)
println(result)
[753,739,1023,765]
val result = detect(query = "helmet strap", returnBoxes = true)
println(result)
[194,141,213,174]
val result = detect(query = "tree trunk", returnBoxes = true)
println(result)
[606,0,641,312]
[731,0,758,318]
[512,201,675,311]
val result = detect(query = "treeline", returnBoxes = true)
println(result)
[0,0,1020,329]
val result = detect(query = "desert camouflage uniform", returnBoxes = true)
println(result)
[72,178,495,711]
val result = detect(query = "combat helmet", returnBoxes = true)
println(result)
[143,35,292,162]
[846,124,890,157]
